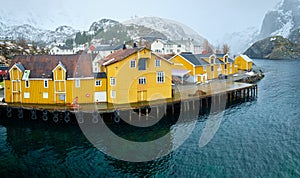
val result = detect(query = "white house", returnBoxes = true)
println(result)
[174,39,204,54]
[151,39,186,54]
[49,45,74,55]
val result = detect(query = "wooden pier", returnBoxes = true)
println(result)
[0,82,258,125]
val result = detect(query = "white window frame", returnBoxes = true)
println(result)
[138,77,146,85]
[44,80,49,88]
[157,72,165,83]
[111,90,116,98]
[95,80,102,86]
[110,77,116,86]
[75,79,80,88]
[43,92,48,99]
[130,60,136,68]
[155,59,161,67]
[25,80,30,88]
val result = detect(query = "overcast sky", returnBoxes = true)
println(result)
[2,0,281,42]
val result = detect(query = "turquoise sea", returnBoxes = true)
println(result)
[0,59,299,177]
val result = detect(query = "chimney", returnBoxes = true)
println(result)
[123,41,126,50]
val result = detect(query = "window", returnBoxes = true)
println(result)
[203,66,207,71]
[95,80,102,86]
[139,77,146,84]
[211,66,214,72]
[224,64,227,70]
[75,79,80,88]
[25,80,30,88]
[210,58,214,64]
[111,90,116,98]
[59,94,65,101]
[24,92,30,99]
[155,59,161,67]
[44,80,48,88]
[130,60,136,68]
[43,92,48,99]
[110,77,116,86]
[157,72,165,83]
[138,59,146,71]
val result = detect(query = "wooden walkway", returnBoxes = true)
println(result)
[0,82,258,125]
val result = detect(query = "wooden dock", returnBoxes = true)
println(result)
[0,82,258,125]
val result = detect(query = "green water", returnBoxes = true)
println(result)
[0,59,299,177]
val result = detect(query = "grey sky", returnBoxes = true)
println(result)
[2,0,281,42]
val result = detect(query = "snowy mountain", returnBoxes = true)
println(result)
[89,19,120,32]
[0,24,78,44]
[91,22,167,45]
[219,27,259,55]
[124,17,207,45]
[0,9,210,48]
[222,0,300,54]
[259,0,300,39]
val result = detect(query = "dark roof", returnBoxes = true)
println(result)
[179,53,210,66]
[94,44,123,52]
[158,54,176,60]
[103,47,143,66]
[16,63,25,71]
[9,54,94,79]
[227,58,234,63]
[94,72,107,78]
[214,58,223,64]
[215,54,234,63]
[0,66,9,70]
[57,45,72,50]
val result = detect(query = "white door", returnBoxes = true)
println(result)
[94,92,107,102]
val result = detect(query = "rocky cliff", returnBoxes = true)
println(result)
[244,36,300,59]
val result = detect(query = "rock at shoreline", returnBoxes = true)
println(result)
[244,36,300,60]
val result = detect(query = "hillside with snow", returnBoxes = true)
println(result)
[259,0,300,39]
[223,0,300,54]
[219,27,259,55]
[124,17,207,45]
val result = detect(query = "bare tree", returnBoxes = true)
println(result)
[215,45,221,54]
[202,40,214,54]
[222,44,230,54]
[16,37,27,48]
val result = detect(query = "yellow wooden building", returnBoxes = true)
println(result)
[234,55,253,71]
[4,54,107,104]
[200,54,224,80]
[98,47,173,105]
[169,53,210,83]
[216,54,238,75]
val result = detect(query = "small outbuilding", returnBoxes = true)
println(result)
[234,55,253,71]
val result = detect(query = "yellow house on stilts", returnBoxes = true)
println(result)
[4,47,173,105]
[98,47,173,105]
[4,54,107,105]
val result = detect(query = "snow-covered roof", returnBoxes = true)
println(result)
[240,55,253,62]
[172,69,190,77]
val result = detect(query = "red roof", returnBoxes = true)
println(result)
[9,54,94,78]
[102,47,143,66]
